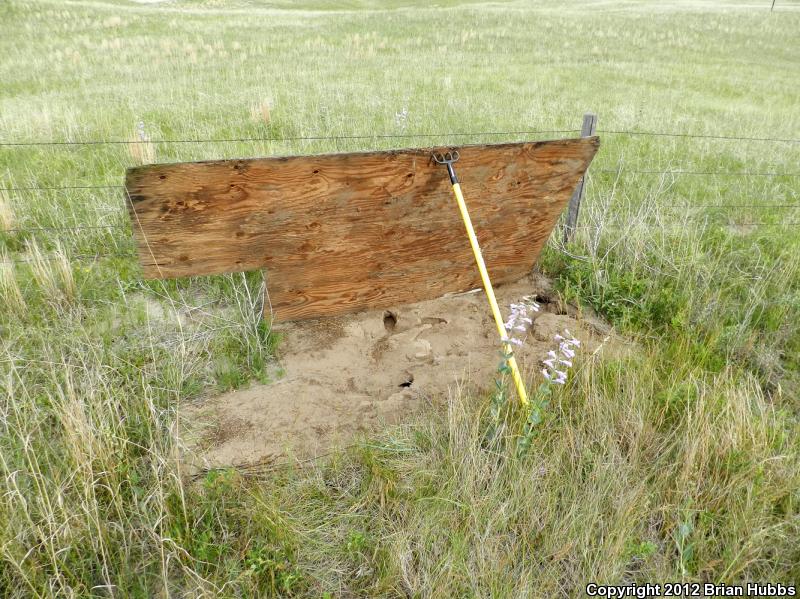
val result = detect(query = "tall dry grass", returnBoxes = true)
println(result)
[0,191,14,232]
[27,242,77,308]
[128,122,156,165]
[250,99,272,126]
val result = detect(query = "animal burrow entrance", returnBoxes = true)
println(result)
[398,373,414,388]
[383,310,398,332]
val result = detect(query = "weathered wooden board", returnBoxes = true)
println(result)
[125,138,599,321]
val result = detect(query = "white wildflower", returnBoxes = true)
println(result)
[540,328,581,385]
[500,295,542,353]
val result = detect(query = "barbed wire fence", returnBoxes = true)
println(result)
[1,122,799,267]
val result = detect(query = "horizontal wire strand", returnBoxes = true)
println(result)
[1,252,137,265]
[595,168,800,177]
[0,184,124,192]
[597,129,800,144]
[2,224,127,234]
[568,222,800,229]
[0,129,580,148]
[1,129,798,148]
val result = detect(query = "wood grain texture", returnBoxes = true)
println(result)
[125,138,599,321]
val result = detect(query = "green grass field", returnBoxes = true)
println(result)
[1,0,799,596]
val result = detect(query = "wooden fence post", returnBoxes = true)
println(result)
[564,112,597,243]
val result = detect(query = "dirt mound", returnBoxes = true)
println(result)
[181,273,622,470]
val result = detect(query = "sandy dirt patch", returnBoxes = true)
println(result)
[181,273,622,470]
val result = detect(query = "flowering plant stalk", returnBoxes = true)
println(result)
[516,329,580,457]
[486,296,541,442]
[501,295,540,349]
[486,293,582,456]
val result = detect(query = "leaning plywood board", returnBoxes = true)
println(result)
[125,138,599,321]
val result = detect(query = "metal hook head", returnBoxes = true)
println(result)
[432,149,459,164]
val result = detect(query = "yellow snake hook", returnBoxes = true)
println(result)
[433,150,529,407]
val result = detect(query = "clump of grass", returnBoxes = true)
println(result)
[0,191,14,232]
[128,121,156,165]
[0,259,25,314]
[27,241,77,308]
[250,98,272,125]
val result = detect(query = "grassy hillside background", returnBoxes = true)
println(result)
[1,0,799,596]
